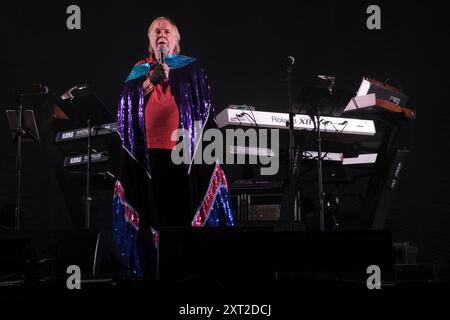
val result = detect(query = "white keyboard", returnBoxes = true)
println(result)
[228,146,377,165]
[216,108,376,136]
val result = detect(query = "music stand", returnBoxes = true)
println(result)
[5,109,41,232]
[56,85,114,229]
[296,85,354,231]
[6,110,40,143]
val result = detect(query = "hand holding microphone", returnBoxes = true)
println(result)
[149,64,166,85]
[150,46,170,85]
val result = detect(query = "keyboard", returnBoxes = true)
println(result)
[55,122,117,142]
[215,108,376,136]
[228,145,377,165]
[63,152,109,167]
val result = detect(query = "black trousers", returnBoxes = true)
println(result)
[148,149,191,227]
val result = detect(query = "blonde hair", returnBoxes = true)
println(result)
[147,16,181,54]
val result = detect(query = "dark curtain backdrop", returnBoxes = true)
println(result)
[1,0,449,278]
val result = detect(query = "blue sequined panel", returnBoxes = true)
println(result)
[205,183,236,227]
[125,63,151,83]
[112,181,159,277]
[112,189,143,276]
[166,54,197,70]
[125,55,197,82]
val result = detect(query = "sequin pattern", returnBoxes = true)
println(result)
[112,180,143,275]
[124,55,196,82]
[114,181,140,230]
[113,181,159,276]
[170,60,214,167]
[125,63,151,82]
[192,164,235,227]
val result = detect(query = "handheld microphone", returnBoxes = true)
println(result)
[159,46,167,64]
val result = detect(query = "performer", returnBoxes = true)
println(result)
[113,16,235,276]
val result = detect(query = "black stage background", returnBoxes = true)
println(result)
[0,0,449,281]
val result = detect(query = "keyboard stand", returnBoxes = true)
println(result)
[57,85,114,229]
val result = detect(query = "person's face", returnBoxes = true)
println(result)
[149,19,177,56]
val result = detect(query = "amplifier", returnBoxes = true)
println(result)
[229,180,284,222]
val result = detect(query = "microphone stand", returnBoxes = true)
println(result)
[286,59,304,230]
[9,86,47,232]
[316,109,325,231]
[14,94,24,232]
[85,118,92,229]
[85,121,103,229]
[315,76,335,231]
